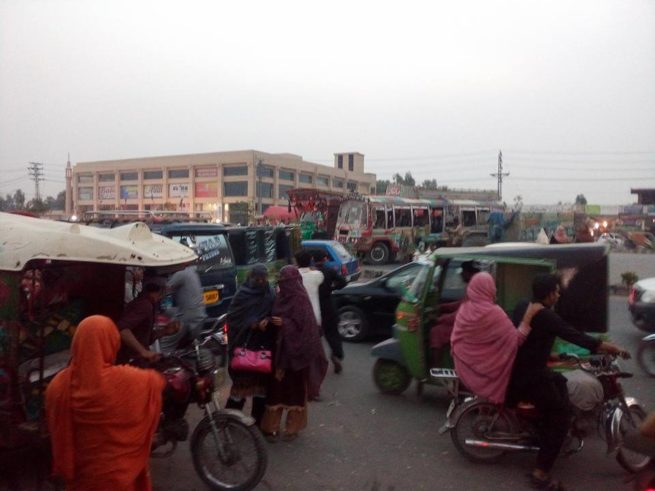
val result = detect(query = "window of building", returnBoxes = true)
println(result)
[348,153,354,171]
[77,174,93,184]
[98,173,114,182]
[224,181,248,197]
[278,184,294,199]
[317,175,330,187]
[256,182,273,198]
[143,170,163,180]
[279,169,295,181]
[224,165,248,176]
[395,207,412,227]
[299,174,313,184]
[337,155,343,169]
[78,187,93,200]
[257,165,274,178]
[195,167,217,178]
[346,181,357,192]
[120,171,138,181]
[333,178,344,188]
[168,169,189,179]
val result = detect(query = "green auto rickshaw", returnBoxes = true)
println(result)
[371,242,611,395]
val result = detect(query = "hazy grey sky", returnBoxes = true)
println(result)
[1,0,654,205]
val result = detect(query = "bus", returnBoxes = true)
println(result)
[334,195,500,264]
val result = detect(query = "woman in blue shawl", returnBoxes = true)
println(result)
[226,264,275,425]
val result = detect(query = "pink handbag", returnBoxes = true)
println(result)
[230,347,272,373]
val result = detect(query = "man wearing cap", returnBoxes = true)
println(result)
[115,275,179,364]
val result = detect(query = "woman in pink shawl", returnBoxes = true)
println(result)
[451,272,542,404]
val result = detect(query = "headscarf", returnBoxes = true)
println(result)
[45,315,165,490]
[272,266,327,396]
[227,264,275,350]
[450,273,525,404]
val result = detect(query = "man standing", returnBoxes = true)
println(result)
[294,250,324,327]
[159,264,206,353]
[312,250,347,374]
[116,276,179,364]
[508,273,628,490]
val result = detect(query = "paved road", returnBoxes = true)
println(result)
[152,297,654,491]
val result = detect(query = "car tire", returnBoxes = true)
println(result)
[367,242,390,265]
[337,306,368,342]
[372,359,411,395]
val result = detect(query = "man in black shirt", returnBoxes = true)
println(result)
[312,250,347,374]
[508,273,627,490]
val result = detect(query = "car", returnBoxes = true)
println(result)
[629,277,655,332]
[332,261,426,341]
[597,232,625,249]
[158,223,238,317]
[301,239,361,283]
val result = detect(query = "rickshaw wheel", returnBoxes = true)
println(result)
[450,401,509,463]
[373,359,411,395]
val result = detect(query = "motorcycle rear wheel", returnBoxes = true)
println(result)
[450,401,512,463]
[637,340,655,377]
[191,413,267,491]
[616,405,652,474]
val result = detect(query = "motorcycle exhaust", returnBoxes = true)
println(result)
[465,438,540,452]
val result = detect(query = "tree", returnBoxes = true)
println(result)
[421,179,438,189]
[375,179,390,194]
[27,198,49,214]
[575,194,587,205]
[13,189,25,209]
[392,172,415,186]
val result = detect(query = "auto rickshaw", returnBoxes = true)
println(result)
[0,212,197,463]
[371,242,611,395]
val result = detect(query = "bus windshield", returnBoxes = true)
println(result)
[339,201,366,226]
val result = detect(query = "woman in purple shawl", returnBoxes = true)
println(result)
[261,265,328,441]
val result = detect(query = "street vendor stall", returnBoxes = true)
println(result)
[0,212,197,451]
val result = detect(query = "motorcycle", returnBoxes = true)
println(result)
[447,353,651,474]
[637,334,655,377]
[141,316,267,491]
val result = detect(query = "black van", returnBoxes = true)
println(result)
[158,223,237,317]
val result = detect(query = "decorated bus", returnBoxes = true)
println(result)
[334,195,503,264]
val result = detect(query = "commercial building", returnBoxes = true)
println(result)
[67,149,376,223]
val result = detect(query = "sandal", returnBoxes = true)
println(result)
[530,474,572,491]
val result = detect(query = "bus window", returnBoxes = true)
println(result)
[395,207,411,227]
[462,210,477,227]
[373,208,386,229]
[431,209,444,233]
[386,207,394,228]
[412,207,428,227]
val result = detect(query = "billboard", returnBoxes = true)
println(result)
[195,167,218,178]
[195,182,218,198]
[120,185,138,200]
[143,184,163,199]
[98,186,116,200]
[169,183,189,198]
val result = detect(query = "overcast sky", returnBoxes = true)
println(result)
[1,0,654,205]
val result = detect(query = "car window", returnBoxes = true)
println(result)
[330,242,353,261]
[386,263,421,291]
[442,261,468,300]
[404,264,431,301]
[169,233,233,269]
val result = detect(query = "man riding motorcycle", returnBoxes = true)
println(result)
[508,273,628,490]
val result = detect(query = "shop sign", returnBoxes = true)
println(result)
[144,184,163,199]
[120,185,138,200]
[195,182,218,198]
[169,183,189,198]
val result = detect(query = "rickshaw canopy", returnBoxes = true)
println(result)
[0,212,197,271]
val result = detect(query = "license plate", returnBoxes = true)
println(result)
[203,289,220,304]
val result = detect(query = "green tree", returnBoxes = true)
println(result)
[421,179,438,189]
[575,194,587,205]
[375,179,390,194]
[13,189,26,209]
[27,198,49,214]
[392,172,416,186]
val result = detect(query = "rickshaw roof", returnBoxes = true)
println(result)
[0,212,198,271]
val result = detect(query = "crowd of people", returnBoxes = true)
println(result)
[45,249,348,488]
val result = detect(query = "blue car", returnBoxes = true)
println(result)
[301,240,361,283]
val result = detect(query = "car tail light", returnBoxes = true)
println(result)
[341,264,348,275]
[396,310,420,332]
[628,288,636,305]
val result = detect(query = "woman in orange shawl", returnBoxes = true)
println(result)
[45,315,165,491]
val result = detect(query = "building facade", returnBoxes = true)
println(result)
[67,150,376,223]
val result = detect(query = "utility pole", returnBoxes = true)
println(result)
[490,150,509,201]
[257,159,263,216]
[28,161,45,201]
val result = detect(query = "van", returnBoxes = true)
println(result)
[158,223,237,317]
